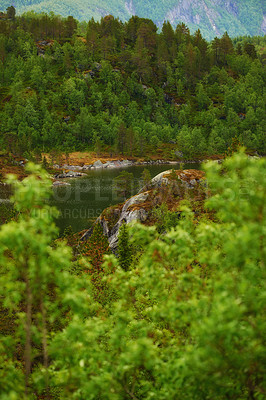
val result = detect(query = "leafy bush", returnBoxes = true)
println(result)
[0,152,265,399]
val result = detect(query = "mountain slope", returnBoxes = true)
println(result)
[1,0,265,39]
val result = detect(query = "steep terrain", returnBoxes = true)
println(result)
[1,0,265,39]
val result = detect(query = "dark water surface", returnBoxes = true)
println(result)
[51,162,200,233]
[0,163,200,234]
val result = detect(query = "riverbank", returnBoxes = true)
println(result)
[50,154,225,183]
[1,148,261,184]
[43,149,225,168]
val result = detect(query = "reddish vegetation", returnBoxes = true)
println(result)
[168,169,205,182]
[42,144,182,166]
[42,148,225,168]
[0,155,27,181]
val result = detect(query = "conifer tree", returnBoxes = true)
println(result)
[141,168,152,189]
[114,171,134,199]
[117,222,132,271]
[82,222,110,271]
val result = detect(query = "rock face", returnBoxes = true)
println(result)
[81,191,150,251]
[81,168,205,252]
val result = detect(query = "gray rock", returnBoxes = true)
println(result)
[122,191,149,213]
[60,165,83,171]
[55,171,86,179]
[107,190,149,251]
[121,159,133,166]
[108,207,148,251]
[150,170,172,187]
[93,160,104,168]
[175,150,184,158]
[102,161,113,168]
[68,165,83,171]
[81,189,150,251]
[82,164,92,170]
[53,180,71,186]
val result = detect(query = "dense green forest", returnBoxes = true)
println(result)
[1,0,265,40]
[0,10,265,159]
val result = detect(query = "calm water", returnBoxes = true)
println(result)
[0,163,200,234]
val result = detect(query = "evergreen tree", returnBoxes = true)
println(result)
[114,171,135,199]
[82,222,110,271]
[141,168,152,189]
[117,222,132,271]
[6,6,16,20]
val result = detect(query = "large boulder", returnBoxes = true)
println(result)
[122,191,149,213]
[108,208,148,251]
[81,169,205,252]
[150,170,172,187]
[147,169,205,191]
[81,191,150,251]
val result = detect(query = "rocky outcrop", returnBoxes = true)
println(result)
[81,190,150,250]
[81,168,205,252]
[54,171,86,179]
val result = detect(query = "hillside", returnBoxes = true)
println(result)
[0,11,265,161]
[1,0,265,40]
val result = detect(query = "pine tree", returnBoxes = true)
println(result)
[117,223,132,271]
[82,222,110,271]
[114,171,134,199]
[141,168,152,190]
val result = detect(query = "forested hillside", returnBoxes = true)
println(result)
[1,0,265,39]
[0,11,265,160]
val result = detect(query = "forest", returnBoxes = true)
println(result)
[1,0,265,40]
[0,9,265,161]
[0,8,265,400]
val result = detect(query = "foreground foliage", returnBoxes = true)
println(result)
[0,152,265,399]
